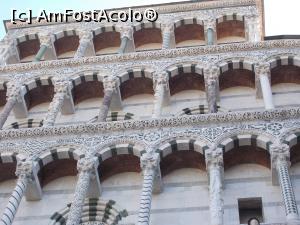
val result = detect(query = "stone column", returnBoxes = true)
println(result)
[205,19,217,45]
[245,14,260,42]
[33,35,53,62]
[205,148,224,225]
[43,80,71,127]
[204,66,219,113]
[118,26,134,54]
[66,157,98,225]
[152,73,170,118]
[0,82,22,129]
[74,31,94,58]
[161,23,175,49]
[137,153,162,225]
[98,76,119,122]
[0,160,33,225]
[0,39,19,65]
[255,63,274,110]
[270,144,300,225]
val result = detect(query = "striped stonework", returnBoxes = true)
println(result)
[133,22,161,32]
[53,29,79,41]
[92,25,119,37]
[24,76,53,93]
[174,17,204,29]
[156,139,209,159]
[216,13,245,24]
[34,146,85,172]
[5,119,43,129]
[16,33,39,44]
[89,112,135,123]
[218,59,255,74]
[49,198,128,225]
[118,68,154,84]
[0,152,21,164]
[268,55,300,69]
[166,63,204,78]
[70,71,104,89]
[96,143,144,163]
[178,105,227,116]
[283,132,300,148]
[217,134,273,152]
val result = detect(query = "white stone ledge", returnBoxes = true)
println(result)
[0,106,299,140]
[0,40,299,74]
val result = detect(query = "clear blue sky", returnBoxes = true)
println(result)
[0,0,299,39]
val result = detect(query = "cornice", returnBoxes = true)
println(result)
[5,0,256,30]
[0,107,299,140]
[1,39,300,74]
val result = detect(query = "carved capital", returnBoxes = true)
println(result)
[53,79,71,94]
[204,66,219,82]
[205,147,223,169]
[270,144,290,168]
[103,76,119,91]
[204,18,216,30]
[15,160,33,180]
[153,72,169,90]
[140,152,160,173]
[38,33,53,47]
[254,63,270,76]
[77,157,98,173]
[119,26,133,40]
[6,81,22,101]
[161,23,174,33]
[78,30,93,43]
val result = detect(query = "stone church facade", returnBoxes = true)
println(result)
[0,0,300,224]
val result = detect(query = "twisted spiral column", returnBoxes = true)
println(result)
[271,144,300,224]
[98,77,119,122]
[43,81,70,127]
[66,157,97,225]
[206,148,224,225]
[137,153,160,225]
[0,82,22,129]
[0,161,33,225]
[161,24,174,49]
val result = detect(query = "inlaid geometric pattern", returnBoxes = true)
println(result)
[96,143,144,163]
[24,76,53,93]
[53,29,79,41]
[70,71,103,89]
[174,17,204,28]
[217,134,273,152]
[5,119,43,129]
[49,198,128,225]
[156,139,209,158]
[92,25,119,37]
[118,68,154,83]
[34,146,84,172]
[89,112,135,123]
[216,13,245,24]
[178,105,227,116]
[133,22,161,32]
[219,59,255,74]
[166,63,204,78]
[269,55,300,69]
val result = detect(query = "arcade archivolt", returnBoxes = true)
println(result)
[0,0,300,225]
